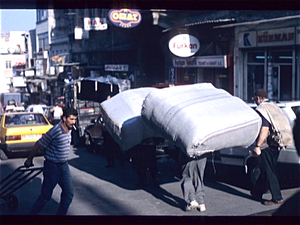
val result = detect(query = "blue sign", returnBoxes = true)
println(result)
[244,33,251,47]
[169,67,176,83]
[68,72,73,82]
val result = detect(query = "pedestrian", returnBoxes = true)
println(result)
[24,107,78,215]
[250,89,286,205]
[133,138,160,187]
[273,111,300,215]
[180,150,207,212]
[102,125,124,168]
[51,103,63,125]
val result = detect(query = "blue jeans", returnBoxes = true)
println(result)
[29,160,74,215]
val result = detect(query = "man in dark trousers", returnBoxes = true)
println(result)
[180,150,207,212]
[273,111,300,215]
[251,89,285,205]
[24,107,78,215]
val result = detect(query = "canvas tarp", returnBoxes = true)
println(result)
[141,83,262,157]
[100,87,161,151]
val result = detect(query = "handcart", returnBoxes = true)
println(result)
[0,166,43,211]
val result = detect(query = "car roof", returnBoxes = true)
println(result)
[2,112,44,116]
[247,101,300,108]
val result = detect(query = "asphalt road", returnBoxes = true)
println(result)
[0,146,300,224]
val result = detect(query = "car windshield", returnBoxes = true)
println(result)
[4,114,48,127]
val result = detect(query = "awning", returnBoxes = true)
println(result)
[213,15,300,28]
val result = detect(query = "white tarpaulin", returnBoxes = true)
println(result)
[141,83,262,157]
[100,87,160,151]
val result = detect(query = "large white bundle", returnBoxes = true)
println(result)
[100,87,160,151]
[141,83,262,157]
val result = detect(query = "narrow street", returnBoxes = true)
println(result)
[0,146,299,225]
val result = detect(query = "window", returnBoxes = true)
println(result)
[5,60,11,69]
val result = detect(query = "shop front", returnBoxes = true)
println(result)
[172,55,232,93]
[232,16,300,102]
[162,22,235,94]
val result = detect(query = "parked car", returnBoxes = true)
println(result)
[208,101,300,187]
[84,115,104,153]
[0,112,53,160]
[26,104,47,114]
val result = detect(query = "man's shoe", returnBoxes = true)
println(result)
[185,200,199,211]
[198,204,206,212]
[263,199,284,206]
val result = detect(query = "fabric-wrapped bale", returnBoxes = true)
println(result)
[141,83,262,157]
[100,87,161,151]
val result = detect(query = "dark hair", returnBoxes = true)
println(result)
[63,107,78,118]
[254,89,268,99]
[293,111,300,155]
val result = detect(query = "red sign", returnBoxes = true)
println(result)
[109,9,142,28]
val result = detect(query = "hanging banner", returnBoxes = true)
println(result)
[109,9,142,28]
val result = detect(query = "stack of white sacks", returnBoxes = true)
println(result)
[100,83,261,157]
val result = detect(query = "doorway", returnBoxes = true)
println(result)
[271,64,292,101]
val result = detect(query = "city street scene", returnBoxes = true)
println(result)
[0,3,300,223]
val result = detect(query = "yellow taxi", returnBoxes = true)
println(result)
[0,112,53,160]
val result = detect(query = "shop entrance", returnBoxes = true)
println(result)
[246,50,293,102]
[269,64,292,101]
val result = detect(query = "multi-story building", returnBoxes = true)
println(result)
[0,31,26,94]
[22,9,300,105]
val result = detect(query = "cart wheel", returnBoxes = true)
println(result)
[6,194,18,211]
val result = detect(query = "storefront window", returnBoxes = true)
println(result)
[271,50,292,64]
[247,65,264,102]
[247,51,265,63]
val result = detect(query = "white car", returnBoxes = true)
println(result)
[211,101,300,186]
[26,104,47,114]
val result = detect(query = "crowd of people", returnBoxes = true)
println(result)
[23,88,300,216]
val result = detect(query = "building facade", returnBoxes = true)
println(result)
[19,9,300,106]
[0,31,26,93]
[216,15,300,102]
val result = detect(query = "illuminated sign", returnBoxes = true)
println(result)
[169,34,200,57]
[109,9,142,28]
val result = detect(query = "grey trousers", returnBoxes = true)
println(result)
[181,157,207,204]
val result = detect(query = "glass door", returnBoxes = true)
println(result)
[269,64,292,101]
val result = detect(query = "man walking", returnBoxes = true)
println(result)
[24,107,78,215]
[251,89,286,206]
[180,151,207,212]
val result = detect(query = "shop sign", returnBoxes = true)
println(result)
[239,31,256,48]
[169,67,176,83]
[84,17,108,30]
[173,56,227,68]
[13,76,26,87]
[169,34,200,57]
[105,64,129,71]
[25,70,35,77]
[257,27,295,47]
[36,59,44,77]
[109,9,141,28]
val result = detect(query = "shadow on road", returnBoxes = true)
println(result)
[68,146,186,213]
